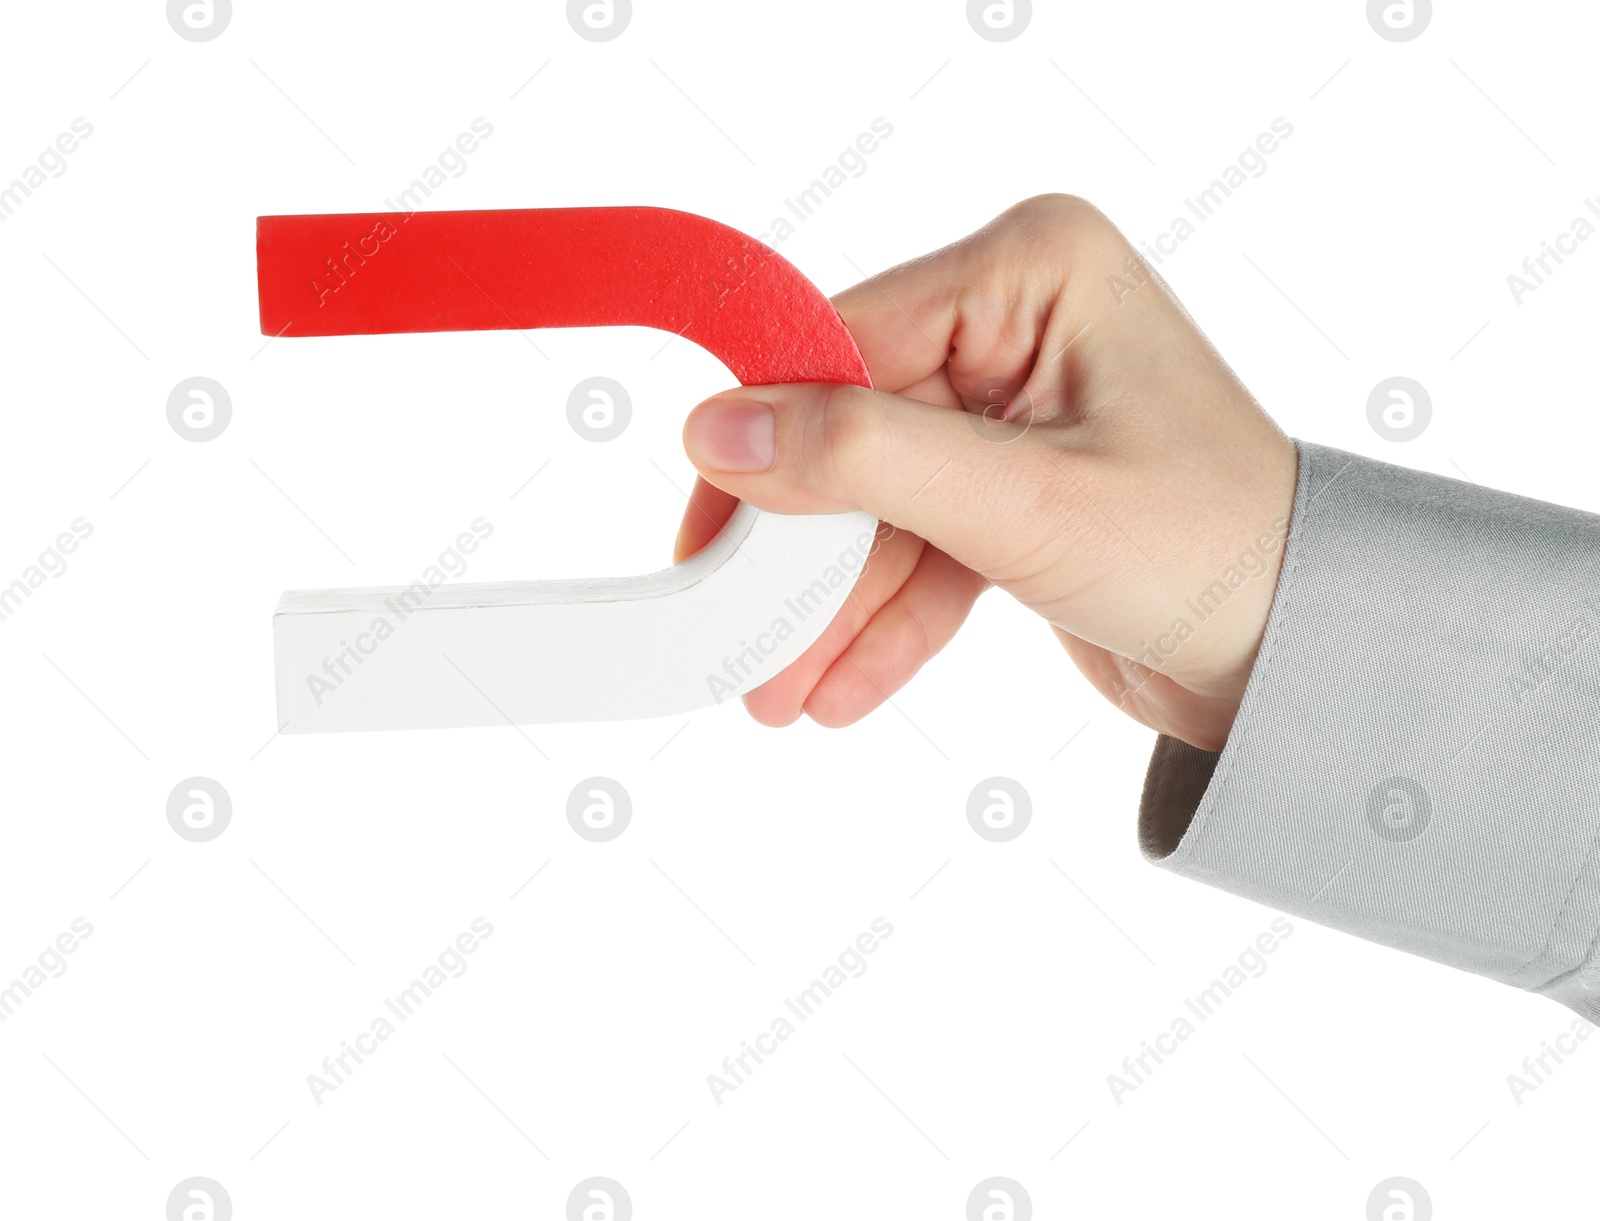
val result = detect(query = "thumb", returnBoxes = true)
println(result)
[681,383,1067,586]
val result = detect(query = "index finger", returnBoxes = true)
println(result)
[829,200,1076,402]
[831,253,963,394]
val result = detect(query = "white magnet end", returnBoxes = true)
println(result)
[273,505,878,732]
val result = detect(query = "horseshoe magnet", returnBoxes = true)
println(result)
[257,206,877,731]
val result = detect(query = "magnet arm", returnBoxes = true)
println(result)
[256,206,871,389]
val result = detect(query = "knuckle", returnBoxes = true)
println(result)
[892,598,936,664]
[1005,193,1120,257]
[1011,192,1090,220]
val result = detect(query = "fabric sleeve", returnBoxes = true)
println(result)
[1140,439,1600,1018]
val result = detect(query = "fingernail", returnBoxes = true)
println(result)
[685,400,775,472]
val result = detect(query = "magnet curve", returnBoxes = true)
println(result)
[256,207,879,731]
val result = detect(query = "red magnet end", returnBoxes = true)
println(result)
[255,206,871,389]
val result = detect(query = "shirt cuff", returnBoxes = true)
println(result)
[1140,439,1600,1016]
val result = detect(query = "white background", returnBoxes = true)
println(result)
[1,1,1597,1217]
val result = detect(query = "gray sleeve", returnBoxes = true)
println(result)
[1140,439,1600,1018]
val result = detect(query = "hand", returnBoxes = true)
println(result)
[674,195,1298,752]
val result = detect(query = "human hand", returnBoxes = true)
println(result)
[674,195,1297,752]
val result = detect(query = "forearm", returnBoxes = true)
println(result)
[1141,440,1600,1014]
